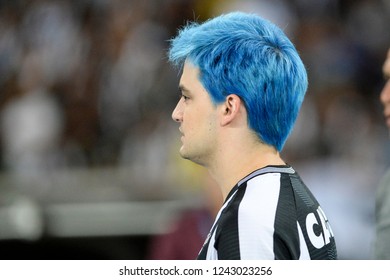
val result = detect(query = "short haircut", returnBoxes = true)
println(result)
[169,12,308,151]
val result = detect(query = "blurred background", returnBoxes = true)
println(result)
[0,0,389,260]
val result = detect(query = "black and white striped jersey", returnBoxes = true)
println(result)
[197,165,337,260]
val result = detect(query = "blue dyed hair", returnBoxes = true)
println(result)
[169,12,308,151]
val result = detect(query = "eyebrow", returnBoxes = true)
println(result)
[178,84,190,93]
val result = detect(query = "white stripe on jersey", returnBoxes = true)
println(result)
[238,173,281,259]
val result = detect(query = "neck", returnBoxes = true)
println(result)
[206,140,285,200]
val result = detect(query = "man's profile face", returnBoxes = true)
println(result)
[380,49,390,129]
[171,62,219,166]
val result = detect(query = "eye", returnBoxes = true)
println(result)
[179,93,190,102]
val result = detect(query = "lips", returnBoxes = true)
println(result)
[179,128,184,141]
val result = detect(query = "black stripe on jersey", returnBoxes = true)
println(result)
[214,183,247,259]
[197,242,207,259]
[290,175,316,208]
[273,173,300,259]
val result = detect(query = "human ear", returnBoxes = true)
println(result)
[220,94,242,126]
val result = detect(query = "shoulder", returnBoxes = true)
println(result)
[221,173,284,226]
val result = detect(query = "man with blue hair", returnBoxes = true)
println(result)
[170,12,337,260]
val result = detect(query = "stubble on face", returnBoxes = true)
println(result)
[176,63,219,167]
[179,118,218,167]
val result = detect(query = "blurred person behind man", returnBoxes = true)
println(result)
[376,48,390,259]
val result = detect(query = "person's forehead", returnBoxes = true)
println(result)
[180,61,200,85]
[182,61,199,76]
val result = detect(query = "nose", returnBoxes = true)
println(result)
[380,80,390,106]
[171,99,183,123]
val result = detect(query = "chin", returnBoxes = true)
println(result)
[179,145,208,166]
[179,148,190,160]
[179,150,192,161]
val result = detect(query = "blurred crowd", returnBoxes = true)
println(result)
[0,0,389,259]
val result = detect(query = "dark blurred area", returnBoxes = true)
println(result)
[0,0,389,260]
